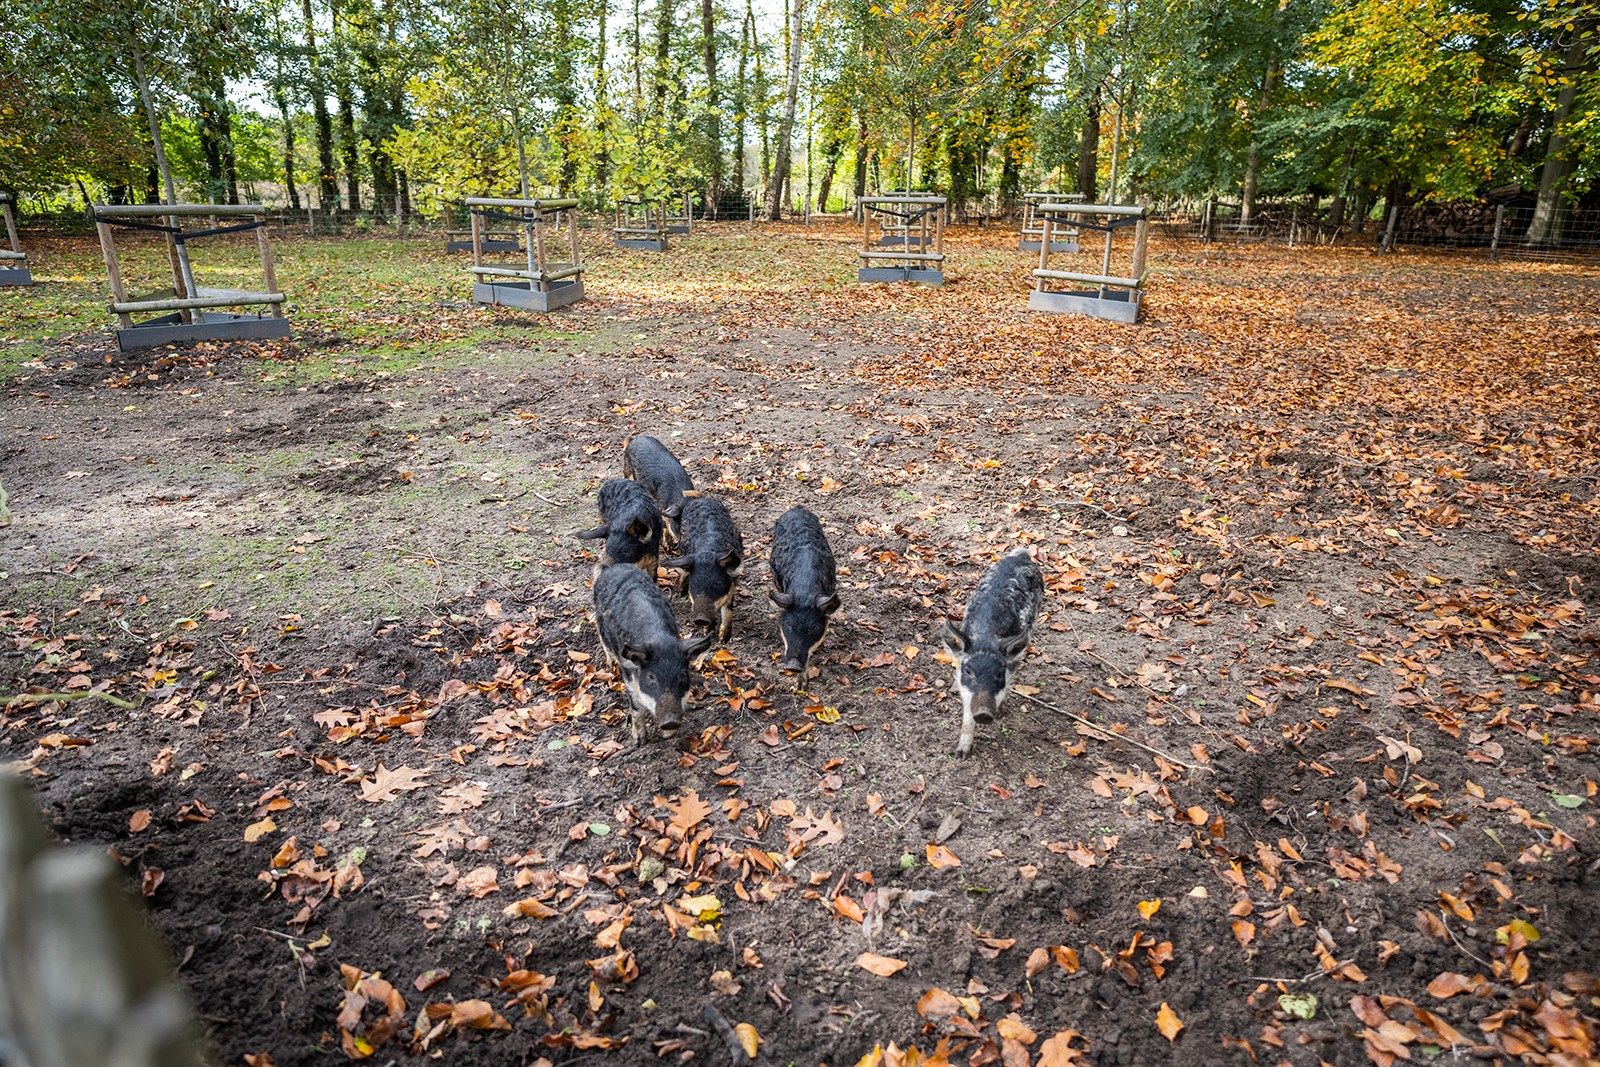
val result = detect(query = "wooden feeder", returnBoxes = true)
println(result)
[447,201,517,253]
[0,194,32,286]
[1020,191,1084,253]
[664,190,695,235]
[859,195,946,285]
[874,190,944,248]
[1029,202,1149,323]
[614,198,668,251]
[464,196,585,312]
[92,203,290,352]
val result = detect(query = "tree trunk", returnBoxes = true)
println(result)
[734,4,750,194]
[852,107,867,219]
[653,0,674,120]
[218,100,240,203]
[815,132,844,212]
[595,0,610,189]
[275,88,301,210]
[1076,85,1099,200]
[302,0,339,209]
[554,0,578,192]
[765,0,804,220]
[1239,62,1279,225]
[1526,34,1590,247]
[331,0,361,211]
[701,0,722,208]
[754,0,769,193]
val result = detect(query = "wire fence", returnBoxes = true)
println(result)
[1151,199,1600,264]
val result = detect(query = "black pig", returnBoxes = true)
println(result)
[576,478,663,578]
[623,435,695,541]
[942,549,1044,756]
[664,495,744,641]
[768,506,840,682]
[592,563,713,742]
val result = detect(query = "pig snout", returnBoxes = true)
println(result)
[655,694,683,736]
[970,691,998,724]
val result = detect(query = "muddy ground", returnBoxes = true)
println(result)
[2,223,1598,1066]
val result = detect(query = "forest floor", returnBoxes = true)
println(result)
[1,221,1598,1067]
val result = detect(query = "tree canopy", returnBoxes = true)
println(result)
[2,0,1597,235]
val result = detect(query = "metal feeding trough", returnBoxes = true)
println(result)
[614,199,668,251]
[1028,202,1150,323]
[0,194,33,286]
[1019,191,1084,253]
[463,196,585,312]
[858,195,947,285]
[92,203,290,352]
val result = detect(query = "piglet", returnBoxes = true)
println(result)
[576,478,663,578]
[943,549,1043,756]
[593,563,713,742]
[768,506,839,683]
[664,494,743,642]
[623,435,695,542]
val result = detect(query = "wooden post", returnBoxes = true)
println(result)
[1036,215,1051,292]
[932,206,943,262]
[1382,205,1399,252]
[531,209,549,294]
[470,210,483,280]
[2,200,20,255]
[255,216,283,318]
[96,222,134,329]
[1490,204,1505,256]
[1130,216,1149,280]
[862,201,871,263]
[1288,205,1299,248]
[568,207,581,273]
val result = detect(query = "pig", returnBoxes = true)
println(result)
[663,494,744,641]
[623,435,695,541]
[576,478,663,578]
[768,506,840,682]
[592,563,714,742]
[942,549,1044,757]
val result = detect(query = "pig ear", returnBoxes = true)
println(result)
[942,621,969,654]
[662,502,683,521]
[625,518,652,542]
[575,524,609,540]
[719,549,742,573]
[619,643,647,667]
[681,631,715,657]
[1001,632,1030,663]
[769,588,795,609]
[663,555,692,571]
[816,592,841,614]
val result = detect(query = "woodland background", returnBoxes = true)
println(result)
[5,0,1600,243]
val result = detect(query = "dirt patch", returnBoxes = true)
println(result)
[3,227,1598,1066]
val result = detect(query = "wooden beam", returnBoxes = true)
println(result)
[95,222,134,329]
[1032,268,1143,289]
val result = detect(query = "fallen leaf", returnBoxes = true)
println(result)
[1155,1002,1184,1042]
[856,952,908,977]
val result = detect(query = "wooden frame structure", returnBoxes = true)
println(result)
[0,194,32,286]
[1029,202,1150,323]
[859,195,946,285]
[447,200,518,253]
[1020,191,1084,253]
[664,190,695,235]
[874,190,944,248]
[92,203,289,352]
[614,198,668,251]
[464,196,585,312]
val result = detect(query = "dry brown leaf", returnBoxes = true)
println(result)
[855,952,907,977]
[1155,1002,1184,1042]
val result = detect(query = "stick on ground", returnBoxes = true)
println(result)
[1019,693,1213,774]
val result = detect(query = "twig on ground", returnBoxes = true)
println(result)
[701,1004,750,1066]
[3,690,140,711]
[1018,693,1213,774]
[530,488,566,507]
[1045,499,1132,525]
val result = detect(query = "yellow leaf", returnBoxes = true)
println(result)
[734,1022,761,1058]
[855,952,908,976]
[815,705,841,724]
[1156,1002,1184,1042]
[1138,898,1161,920]
[244,817,277,843]
[679,894,722,923]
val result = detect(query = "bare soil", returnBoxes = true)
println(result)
[2,224,1598,1066]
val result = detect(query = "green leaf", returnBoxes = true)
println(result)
[588,822,611,836]
[1550,792,1584,808]
[1277,992,1318,1020]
